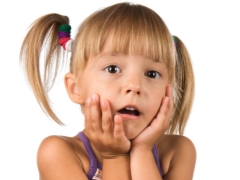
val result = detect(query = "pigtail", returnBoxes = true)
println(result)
[20,13,70,124]
[170,36,195,135]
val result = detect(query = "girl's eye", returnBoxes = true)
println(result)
[104,65,121,74]
[145,70,161,79]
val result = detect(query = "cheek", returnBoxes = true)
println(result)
[150,101,161,118]
[79,72,113,99]
[80,82,114,103]
[79,76,100,99]
[148,90,166,115]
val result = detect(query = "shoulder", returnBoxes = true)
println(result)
[157,134,196,159]
[37,135,81,161]
[157,135,196,179]
[37,135,89,180]
[159,134,195,152]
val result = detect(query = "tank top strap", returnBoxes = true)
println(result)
[77,131,102,179]
[152,144,163,177]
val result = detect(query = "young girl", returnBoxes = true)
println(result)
[20,2,196,180]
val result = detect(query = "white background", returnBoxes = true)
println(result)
[1,0,240,179]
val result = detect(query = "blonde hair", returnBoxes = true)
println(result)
[20,2,194,135]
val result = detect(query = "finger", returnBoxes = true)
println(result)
[165,84,174,116]
[113,115,125,140]
[101,100,113,136]
[84,98,93,133]
[157,97,169,119]
[152,97,170,131]
[90,94,103,134]
[165,84,171,97]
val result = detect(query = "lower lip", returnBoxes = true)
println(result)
[117,113,140,120]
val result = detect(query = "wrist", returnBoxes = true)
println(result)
[130,146,156,163]
[131,144,153,154]
[102,153,130,160]
[101,150,130,160]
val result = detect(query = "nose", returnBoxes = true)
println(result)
[126,87,140,95]
[123,74,141,96]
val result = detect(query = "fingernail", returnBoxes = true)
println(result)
[86,98,91,105]
[92,94,98,100]
[166,97,170,104]
[101,100,107,107]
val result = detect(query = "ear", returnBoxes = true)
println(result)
[64,73,84,105]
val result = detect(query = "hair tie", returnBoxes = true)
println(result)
[58,24,73,52]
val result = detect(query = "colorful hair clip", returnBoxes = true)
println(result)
[58,24,73,52]
[172,36,178,47]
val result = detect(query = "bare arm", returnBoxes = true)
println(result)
[131,148,163,179]
[102,155,131,179]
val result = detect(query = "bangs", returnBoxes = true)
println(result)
[72,3,175,80]
[102,8,172,64]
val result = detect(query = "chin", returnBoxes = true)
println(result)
[122,122,146,140]
[123,129,141,140]
[126,134,136,140]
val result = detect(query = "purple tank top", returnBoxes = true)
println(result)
[77,131,163,179]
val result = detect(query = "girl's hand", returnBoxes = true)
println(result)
[131,85,174,151]
[84,94,131,159]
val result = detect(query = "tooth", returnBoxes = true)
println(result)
[126,107,135,111]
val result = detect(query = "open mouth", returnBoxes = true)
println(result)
[118,107,140,116]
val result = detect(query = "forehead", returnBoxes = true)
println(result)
[99,30,164,63]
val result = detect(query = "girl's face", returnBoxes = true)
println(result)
[77,43,169,139]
